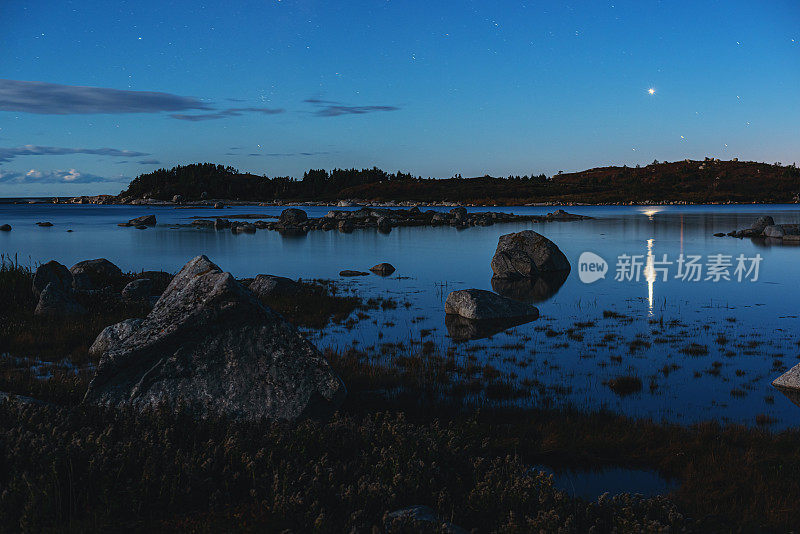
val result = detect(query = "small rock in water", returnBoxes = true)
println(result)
[339,270,369,277]
[370,263,396,276]
[127,214,157,227]
[36,221,53,227]
[0,224,11,231]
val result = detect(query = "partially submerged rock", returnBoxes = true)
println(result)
[70,258,124,291]
[0,224,11,231]
[32,260,73,297]
[278,208,308,226]
[339,270,369,277]
[83,255,346,421]
[751,215,775,234]
[369,263,396,276]
[490,230,571,279]
[127,214,157,227]
[34,282,86,317]
[444,289,539,321]
[764,225,785,238]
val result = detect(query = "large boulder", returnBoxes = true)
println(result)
[444,289,538,321]
[32,260,73,297]
[279,208,308,226]
[127,214,156,226]
[83,255,345,421]
[34,283,86,317]
[70,258,124,291]
[370,263,396,276]
[490,230,570,279]
[249,274,302,299]
[751,215,775,234]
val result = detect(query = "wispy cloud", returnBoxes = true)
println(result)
[0,145,148,163]
[0,168,128,184]
[303,98,400,117]
[137,159,161,165]
[170,107,284,121]
[0,79,210,115]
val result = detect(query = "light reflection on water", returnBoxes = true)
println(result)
[1,203,800,427]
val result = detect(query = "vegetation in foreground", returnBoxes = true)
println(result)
[117,159,800,204]
[2,261,800,531]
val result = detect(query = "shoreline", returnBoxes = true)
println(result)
[7,196,800,208]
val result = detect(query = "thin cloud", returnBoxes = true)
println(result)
[303,98,400,117]
[138,159,161,165]
[0,168,128,184]
[0,79,210,115]
[170,107,284,121]
[0,145,148,163]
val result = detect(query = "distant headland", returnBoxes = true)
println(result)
[59,158,800,206]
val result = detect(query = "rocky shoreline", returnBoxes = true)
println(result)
[715,214,800,243]
[184,206,590,234]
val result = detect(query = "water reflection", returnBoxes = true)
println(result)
[491,271,569,303]
[445,314,538,341]
[645,238,655,315]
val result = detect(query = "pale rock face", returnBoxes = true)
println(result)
[83,255,346,421]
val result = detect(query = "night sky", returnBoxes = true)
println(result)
[1,1,798,196]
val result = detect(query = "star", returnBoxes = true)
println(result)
[648,88,655,95]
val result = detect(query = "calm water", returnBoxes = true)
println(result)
[2,202,800,428]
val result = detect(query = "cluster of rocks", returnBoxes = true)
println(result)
[715,215,800,242]
[83,255,346,421]
[31,258,168,317]
[444,230,571,340]
[119,214,157,229]
[338,263,396,277]
[188,206,590,235]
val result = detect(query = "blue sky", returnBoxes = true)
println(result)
[1,0,798,196]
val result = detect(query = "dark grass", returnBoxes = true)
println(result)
[0,259,151,365]
[256,279,365,328]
